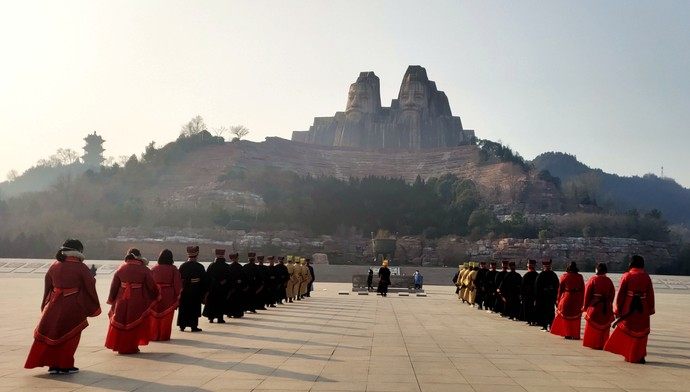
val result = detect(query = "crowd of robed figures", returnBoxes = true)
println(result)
[454,255,655,364]
[24,239,316,374]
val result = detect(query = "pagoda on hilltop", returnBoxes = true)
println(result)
[83,132,105,168]
[292,65,475,150]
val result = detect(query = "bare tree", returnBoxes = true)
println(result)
[230,125,250,141]
[213,126,228,138]
[103,156,116,166]
[6,169,18,182]
[180,115,207,137]
[118,155,130,166]
[55,148,80,165]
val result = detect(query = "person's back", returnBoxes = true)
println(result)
[150,263,181,315]
[108,260,159,329]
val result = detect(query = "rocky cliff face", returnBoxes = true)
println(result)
[292,66,474,150]
[153,137,562,211]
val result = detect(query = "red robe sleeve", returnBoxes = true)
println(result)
[80,264,102,317]
[41,268,54,311]
[614,272,629,317]
[556,274,566,303]
[145,268,160,301]
[107,272,122,305]
[582,276,594,312]
[173,267,182,301]
[646,275,655,315]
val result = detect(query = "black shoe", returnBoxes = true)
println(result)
[637,358,646,364]
[191,327,202,332]
[48,367,59,374]
[58,367,79,374]
[208,318,214,323]
[179,327,185,332]
[258,306,267,310]
[288,299,293,303]
[249,310,257,314]
[217,318,226,324]
[269,304,276,308]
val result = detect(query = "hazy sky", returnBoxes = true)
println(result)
[1,1,689,186]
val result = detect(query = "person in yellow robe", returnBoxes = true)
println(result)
[285,256,297,303]
[467,262,479,305]
[457,263,470,302]
[298,258,310,299]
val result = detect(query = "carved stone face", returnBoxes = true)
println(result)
[399,81,428,114]
[346,83,377,115]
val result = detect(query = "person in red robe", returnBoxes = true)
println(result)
[149,249,181,341]
[604,255,655,364]
[25,239,101,374]
[105,249,159,354]
[582,262,615,349]
[550,261,585,339]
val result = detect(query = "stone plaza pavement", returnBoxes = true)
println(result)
[1,277,689,392]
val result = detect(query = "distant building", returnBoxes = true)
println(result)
[83,132,105,168]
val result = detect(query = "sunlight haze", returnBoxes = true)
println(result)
[1,0,689,185]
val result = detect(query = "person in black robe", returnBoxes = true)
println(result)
[498,261,522,320]
[265,256,278,308]
[242,252,263,313]
[377,261,391,297]
[177,245,207,332]
[483,262,498,312]
[493,260,509,314]
[474,261,488,310]
[534,259,560,331]
[452,268,460,295]
[224,252,247,318]
[306,259,315,297]
[256,256,270,310]
[521,259,539,325]
[202,249,231,323]
[367,269,374,291]
[274,256,289,304]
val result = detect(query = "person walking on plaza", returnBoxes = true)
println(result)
[498,261,522,320]
[413,269,423,291]
[493,260,509,314]
[286,256,297,302]
[458,263,470,302]
[150,249,182,341]
[604,255,655,364]
[105,249,159,354]
[466,263,479,304]
[377,260,391,297]
[265,256,278,307]
[306,259,315,297]
[520,259,539,325]
[582,262,615,350]
[298,258,310,300]
[534,259,559,331]
[177,246,207,332]
[203,249,231,323]
[452,265,461,296]
[367,268,374,292]
[550,261,585,340]
[225,252,247,318]
[275,256,289,304]
[483,261,498,312]
[257,256,271,307]
[474,261,488,310]
[25,239,101,374]
[243,252,263,311]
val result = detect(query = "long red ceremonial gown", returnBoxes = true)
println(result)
[550,271,585,339]
[582,274,615,349]
[25,258,101,369]
[105,260,159,354]
[604,267,655,363]
[149,264,181,341]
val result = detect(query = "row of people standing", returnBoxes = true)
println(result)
[454,256,655,364]
[25,240,316,374]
